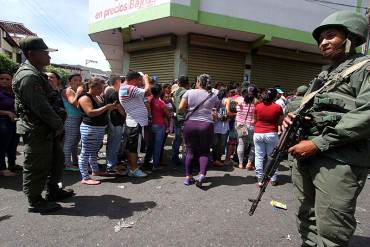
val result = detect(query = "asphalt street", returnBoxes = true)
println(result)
[0,139,369,247]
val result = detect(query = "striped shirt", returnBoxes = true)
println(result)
[119,83,148,127]
[235,96,255,127]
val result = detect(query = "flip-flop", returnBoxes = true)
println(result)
[81,179,101,185]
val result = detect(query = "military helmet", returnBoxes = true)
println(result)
[312,10,369,47]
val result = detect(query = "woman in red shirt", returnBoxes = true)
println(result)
[144,84,170,171]
[254,88,284,187]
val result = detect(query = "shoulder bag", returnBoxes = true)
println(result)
[236,103,252,138]
[185,92,213,121]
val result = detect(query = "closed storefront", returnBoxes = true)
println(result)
[251,47,324,92]
[188,45,246,84]
[129,48,175,82]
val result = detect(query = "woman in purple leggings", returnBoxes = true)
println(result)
[179,74,220,188]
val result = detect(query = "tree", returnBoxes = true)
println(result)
[0,53,19,74]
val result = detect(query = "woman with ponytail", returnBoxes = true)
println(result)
[235,85,258,170]
[179,74,220,188]
[254,88,284,187]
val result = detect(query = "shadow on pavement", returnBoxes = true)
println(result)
[0,214,13,222]
[0,173,23,191]
[62,171,83,187]
[276,174,291,186]
[350,235,370,247]
[199,174,256,191]
[53,194,156,219]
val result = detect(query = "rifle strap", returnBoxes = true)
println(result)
[300,58,370,107]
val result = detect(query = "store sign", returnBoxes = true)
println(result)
[89,0,171,23]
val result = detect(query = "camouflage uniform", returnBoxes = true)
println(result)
[12,60,65,206]
[292,11,370,246]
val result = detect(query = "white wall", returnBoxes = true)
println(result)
[199,0,366,32]
[89,0,171,24]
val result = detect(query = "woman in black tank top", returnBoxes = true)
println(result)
[77,78,117,185]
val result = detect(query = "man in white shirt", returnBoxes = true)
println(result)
[275,88,287,114]
[119,70,151,177]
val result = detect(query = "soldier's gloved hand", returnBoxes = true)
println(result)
[288,140,318,159]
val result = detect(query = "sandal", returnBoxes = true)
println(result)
[238,164,245,169]
[81,179,101,185]
[91,171,109,176]
[184,177,195,186]
[246,161,255,171]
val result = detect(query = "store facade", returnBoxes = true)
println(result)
[88,0,365,90]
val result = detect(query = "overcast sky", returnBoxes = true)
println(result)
[1,0,110,71]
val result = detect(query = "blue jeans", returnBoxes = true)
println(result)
[145,124,165,167]
[79,123,106,180]
[106,123,124,170]
[171,120,183,165]
[63,115,81,165]
[254,132,279,181]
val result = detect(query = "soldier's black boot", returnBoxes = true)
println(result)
[46,185,75,202]
[28,198,62,213]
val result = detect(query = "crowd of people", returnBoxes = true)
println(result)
[1,64,308,190]
[2,9,370,246]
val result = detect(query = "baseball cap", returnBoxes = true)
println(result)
[19,36,57,52]
[276,88,284,94]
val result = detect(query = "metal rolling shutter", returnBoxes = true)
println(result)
[129,48,175,83]
[251,55,322,92]
[188,46,245,83]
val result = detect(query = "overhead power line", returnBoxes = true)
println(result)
[305,0,369,10]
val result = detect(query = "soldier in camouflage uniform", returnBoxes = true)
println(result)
[286,85,308,114]
[12,37,74,213]
[284,11,370,246]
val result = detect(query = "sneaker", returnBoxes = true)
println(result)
[129,168,147,178]
[184,177,195,186]
[28,199,62,213]
[106,168,117,175]
[196,175,205,189]
[115,169,129,176]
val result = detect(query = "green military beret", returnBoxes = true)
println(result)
[19,36,57,52]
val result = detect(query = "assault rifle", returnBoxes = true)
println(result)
[248,78,321,216]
